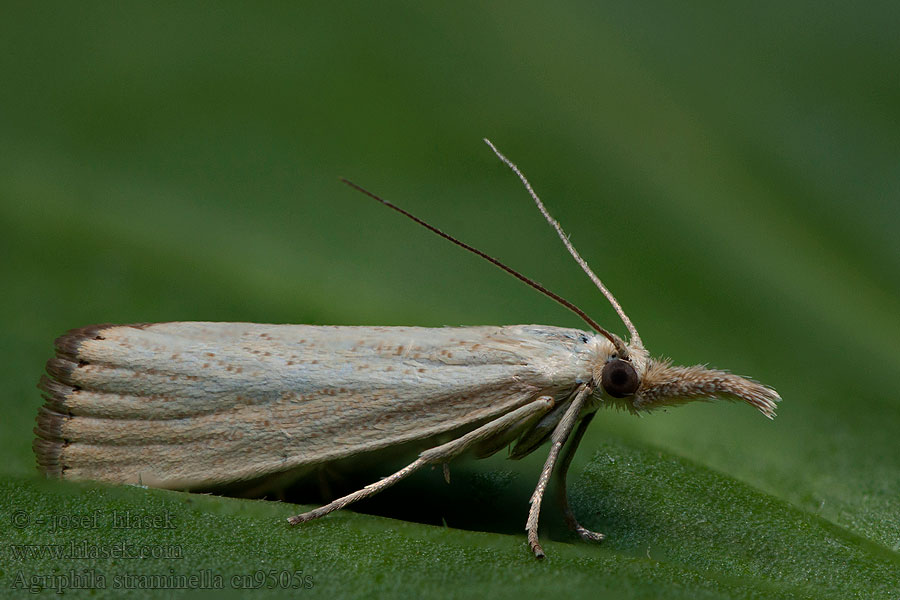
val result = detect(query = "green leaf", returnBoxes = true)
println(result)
[1,1,898,598]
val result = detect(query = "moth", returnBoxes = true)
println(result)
[34,140,780,558]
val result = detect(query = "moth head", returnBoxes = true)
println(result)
[594,347,779,419]
[592,342,646,408]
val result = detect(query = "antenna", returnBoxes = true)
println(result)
[482,139,642,349]
[340,178,628,355]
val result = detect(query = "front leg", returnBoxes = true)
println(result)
[525,383,593,558]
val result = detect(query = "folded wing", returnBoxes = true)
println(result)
[34,322,592,488]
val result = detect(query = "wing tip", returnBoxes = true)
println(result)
[35,323,124,479]
[53,323,118,361]
[33,406,67,478]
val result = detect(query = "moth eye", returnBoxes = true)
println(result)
[600,359,639,398]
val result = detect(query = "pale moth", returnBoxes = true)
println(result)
[34,140,780,558]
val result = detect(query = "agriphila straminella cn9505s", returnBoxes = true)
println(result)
[34,139,780,558]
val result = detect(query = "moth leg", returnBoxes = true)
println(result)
[526,383,593,558]
[555,412,604,543]
[287,396,556,526]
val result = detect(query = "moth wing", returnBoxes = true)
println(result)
[35,322,592,489]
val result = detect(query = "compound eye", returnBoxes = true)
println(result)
[600,359,639,398]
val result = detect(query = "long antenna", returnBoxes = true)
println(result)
[340,178,627,354]
[483,138,643,350]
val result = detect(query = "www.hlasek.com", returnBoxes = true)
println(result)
[8,540,183,560]
[10,569,315,593]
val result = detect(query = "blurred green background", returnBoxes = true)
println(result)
[2,2,898,598]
